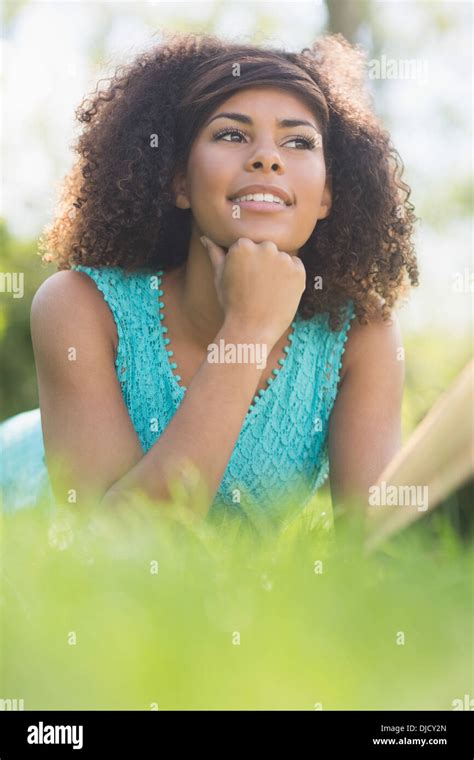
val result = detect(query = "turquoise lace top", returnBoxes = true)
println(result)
[0,265,356,527]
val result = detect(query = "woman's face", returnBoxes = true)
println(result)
[174,86,331,255]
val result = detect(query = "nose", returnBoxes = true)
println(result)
[245,139,285,174]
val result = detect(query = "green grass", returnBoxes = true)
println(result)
[1,488,472,711]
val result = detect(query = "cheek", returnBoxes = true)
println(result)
[296,157,325,191]
[295,172,326,216]
[187,146,231,199]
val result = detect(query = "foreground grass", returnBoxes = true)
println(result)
[1,489,472,711]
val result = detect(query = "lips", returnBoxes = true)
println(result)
[228,184,293,206]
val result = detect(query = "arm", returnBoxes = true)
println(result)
[31,270,268,516]
[328,308,405,513]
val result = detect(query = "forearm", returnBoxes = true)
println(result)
[100,321,269,515]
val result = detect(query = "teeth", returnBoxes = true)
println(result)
[232,193,286,205]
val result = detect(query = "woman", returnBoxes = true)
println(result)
[0,33,418,529]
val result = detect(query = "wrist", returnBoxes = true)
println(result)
[219,318,276,351]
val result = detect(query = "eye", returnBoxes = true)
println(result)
[211,128,318,150]
[283,135,318,150]
[212,127,248,143]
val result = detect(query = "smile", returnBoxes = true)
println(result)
[227,194,291,213]
[233,192,286,205]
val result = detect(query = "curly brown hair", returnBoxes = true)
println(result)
[39,31,419,329]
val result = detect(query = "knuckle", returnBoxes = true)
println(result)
[260,240,278,252]
[236,237,253,248]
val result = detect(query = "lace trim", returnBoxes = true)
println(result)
[155,268,299,420]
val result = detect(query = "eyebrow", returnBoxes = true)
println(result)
[205,112,319,132]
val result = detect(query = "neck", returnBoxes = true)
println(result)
[171,228,226,350]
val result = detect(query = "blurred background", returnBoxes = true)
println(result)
[1,0,472,440]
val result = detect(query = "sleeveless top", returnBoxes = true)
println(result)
[65,264,356,527]
[0,264,355,526]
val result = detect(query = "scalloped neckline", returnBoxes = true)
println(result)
[154,268,299,422]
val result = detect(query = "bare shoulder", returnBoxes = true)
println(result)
[340,302,403,382]
[31,270,118,356]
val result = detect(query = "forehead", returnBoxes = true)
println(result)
[209,86,317,121]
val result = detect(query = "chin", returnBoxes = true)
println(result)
[224,226,289,247]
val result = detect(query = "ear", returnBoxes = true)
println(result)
[172,171,191,210]
[317,177,332,220]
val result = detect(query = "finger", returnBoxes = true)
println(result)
[290,255,306,272]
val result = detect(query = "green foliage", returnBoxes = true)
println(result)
[403,332,471,437]
[0,220,52,420]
